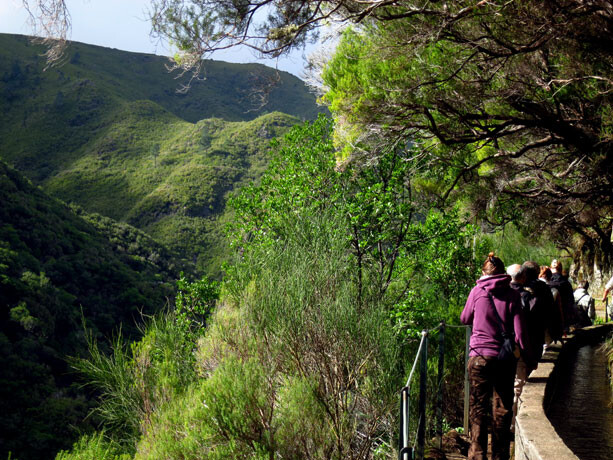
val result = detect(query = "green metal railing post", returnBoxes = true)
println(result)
[436,321,445,450]
[398,386,411,460]
[399,324,472,459]
[416,333,428,460]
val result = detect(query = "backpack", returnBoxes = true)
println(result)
[481,287,519,361]
[574,293,593,327]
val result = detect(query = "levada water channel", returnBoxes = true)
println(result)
[546,342,613,460]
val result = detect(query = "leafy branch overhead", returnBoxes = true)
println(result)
[154,0,613,259]
[26,0,613,260]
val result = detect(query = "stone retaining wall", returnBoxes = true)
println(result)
[514,324,613,460]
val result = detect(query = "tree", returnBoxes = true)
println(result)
[318,1,613,267]
[23,1,613,264]
[222,116,477,458]
[21,0,70,66]
[229,116,478,329]
[150,0,613,266]
[162,1,612,266]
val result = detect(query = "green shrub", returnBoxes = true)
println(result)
[134,212,401,460]
[228,213,401,459]
[54,433,131,460]
[72,312,198,448]
[175,273,220,339]
[135,356,274,460]
[225,116,482,452]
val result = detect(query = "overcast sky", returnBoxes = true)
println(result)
[0,0,312,77]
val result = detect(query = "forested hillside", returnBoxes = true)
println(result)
[0,33,324,460]
[0,34,318,273]
[51,116,480,460]
[4,1,610,459]
[0,160,186,459]
[0,33,320,124]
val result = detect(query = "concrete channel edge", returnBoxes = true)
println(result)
[514,324,613,460]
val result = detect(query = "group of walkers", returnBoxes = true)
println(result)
[460,252,598,460]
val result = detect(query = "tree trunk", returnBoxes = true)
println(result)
[570,235,613,294]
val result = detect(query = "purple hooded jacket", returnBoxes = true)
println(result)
[461,274,529,359]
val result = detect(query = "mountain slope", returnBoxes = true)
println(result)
[0,161,183,460]
[0,34,313,273]
[40,107,298,273]
[0,33,321,123]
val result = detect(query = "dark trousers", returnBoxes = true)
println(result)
[467,355,516,460]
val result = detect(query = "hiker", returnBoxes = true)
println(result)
[549,259,577,330]
[523,261,562,345]
[507,264,537,427]
[573,280,595,326]
[540,266,565,336]
[461,253,529,460]
[601,275,613,303]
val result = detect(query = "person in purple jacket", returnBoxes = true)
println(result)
[461,252,529,460]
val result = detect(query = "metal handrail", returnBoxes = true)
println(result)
[405,330,429,388]
[399,330,428,460]
[398,322,472,460]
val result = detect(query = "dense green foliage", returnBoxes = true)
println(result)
[174,273,220,339]
[53,277,220,460]
[55,433,131,460]
[229,116,478,333]
[56,117,481,460]
[0,33,322,275]
[42,110,299,275]
[148,0,612,268]
[318,2,613,267]
[0,161,183,460]
[228,116,481,436]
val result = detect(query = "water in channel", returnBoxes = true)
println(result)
[546,344,613,460]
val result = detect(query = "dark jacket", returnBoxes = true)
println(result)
[511,282,545,368]
[549,273,576,328]
[526,278,563,342]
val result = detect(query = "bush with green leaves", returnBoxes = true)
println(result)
[59,270,222,458]
[54,433,131,460]
[70,312,199,452]
[174,273,220,339]
[134,213,400,460]
[226,116,480,451]
[229,116,479,334]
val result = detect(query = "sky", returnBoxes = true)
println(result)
[0,0,312,77]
